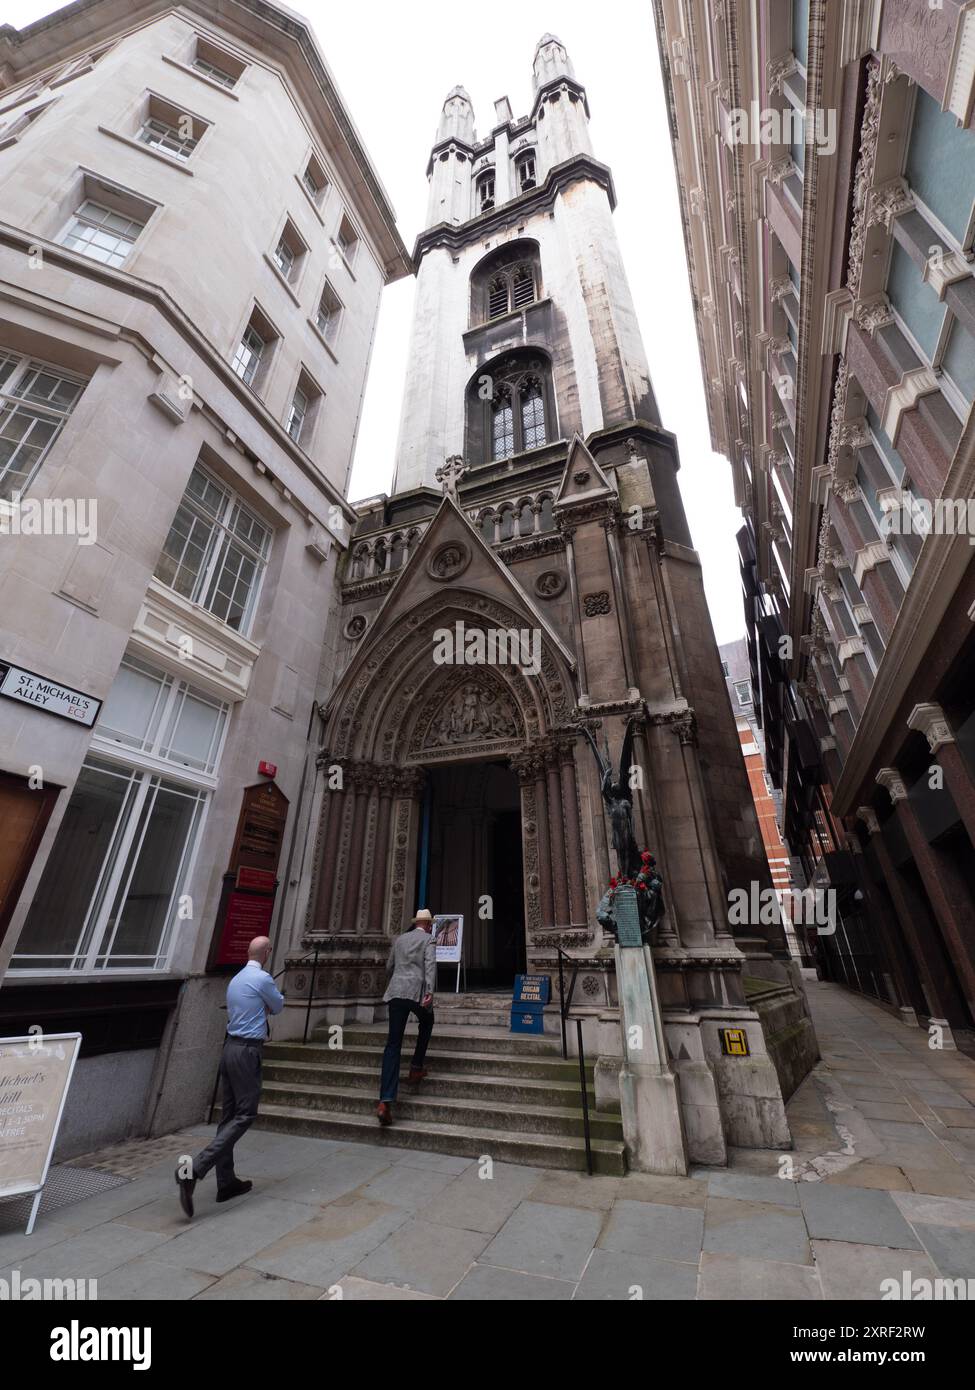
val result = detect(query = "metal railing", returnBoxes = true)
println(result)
[556,948,593,1177]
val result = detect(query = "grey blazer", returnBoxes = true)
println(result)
[383,927,437,1004]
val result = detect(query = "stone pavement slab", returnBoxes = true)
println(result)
[448,1262,575,1300]
[912,1225,975,1278]
[154,1196,316,1276]
[246,1198,409,1286]
[574,1248,698,1300]
[698,1252,823,1300]
[331,1276,436,1300]
[599,1198,703,1262]
[357,1164,458,1210]
[811,1239,939,1301]
[703,1198,811,1264]
[479,1200,603,1281]
[799,1178,925,1248]
[96,1257,216,1300]
[196,1267,324,1299]
[352,1217,490,1296]
[10,1221,169,1282]
[704,1171,800,1206]
[416,1160,541,1233]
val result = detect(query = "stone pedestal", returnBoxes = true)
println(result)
[614,911,687,1175]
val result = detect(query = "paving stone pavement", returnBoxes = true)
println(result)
[3,981,975,1300]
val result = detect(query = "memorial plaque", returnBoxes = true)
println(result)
[614,885,644,948]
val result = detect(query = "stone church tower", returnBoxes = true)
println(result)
[298,36,817,1161]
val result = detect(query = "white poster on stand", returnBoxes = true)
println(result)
[433,914,464,992]
[0,1033,81,1234]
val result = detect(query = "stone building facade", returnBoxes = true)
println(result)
[0,0,409,1152]
[653,0,975,1035]
[288,37,818,1162]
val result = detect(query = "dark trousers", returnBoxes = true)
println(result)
[380,998,434,1103]
[193,1037,262,1188]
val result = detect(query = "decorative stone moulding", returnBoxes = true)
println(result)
[582,591,611,616]
[907,702,955,753]
[876,766,908,803]
[856,805,881,835]
[344,614,368,640]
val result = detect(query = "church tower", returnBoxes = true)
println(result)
[300,38,818,1168]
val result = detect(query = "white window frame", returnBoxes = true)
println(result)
[734,680,752,707]
[11,657,228,975]
[137,112,198,161]
[58,197,146,267]
[155,461,272,636]
[0,350,87,500]
[232,322,266,385]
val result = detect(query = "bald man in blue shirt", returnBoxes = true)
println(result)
[176,936,284,1219]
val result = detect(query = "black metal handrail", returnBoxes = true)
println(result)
[556,948,593,1177]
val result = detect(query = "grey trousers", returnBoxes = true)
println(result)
[193,1037,262,1187]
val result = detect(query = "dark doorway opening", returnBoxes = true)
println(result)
[418,759,526,990]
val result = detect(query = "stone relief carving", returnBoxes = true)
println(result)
[534,570,567,599]
[427,541,472,581]
[583,591,611,617]
[422,680,520,749]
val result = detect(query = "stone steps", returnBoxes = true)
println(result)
[260,1080,621,1140]
[247,1015,625,1175]
[250,1101,627,1175]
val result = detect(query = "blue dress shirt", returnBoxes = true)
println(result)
[226,960,285,1039]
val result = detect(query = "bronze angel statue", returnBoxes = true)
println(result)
[579,716,642,879]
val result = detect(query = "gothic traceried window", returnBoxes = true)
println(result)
[477,171,495,212]
[516,152,537,191]
[471,240,541,326]
[472,352,553,464]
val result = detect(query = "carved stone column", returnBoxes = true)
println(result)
[366,768,397,933]
[387,767,427,936]
[557,735,587,927]
[339,763,374,932]
[512,748,551,932]
[543,738,571,927]
[311,753,349,933]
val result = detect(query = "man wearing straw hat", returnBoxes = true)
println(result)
[376,907,437,1126]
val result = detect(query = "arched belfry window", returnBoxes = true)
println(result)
[470,240,541,325]
[516,151,537,192]
[476,170,495,213]
[468,351,555,464]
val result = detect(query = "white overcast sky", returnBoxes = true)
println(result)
[8,0,746,645]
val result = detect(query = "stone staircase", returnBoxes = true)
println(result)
[250,997,626,1174]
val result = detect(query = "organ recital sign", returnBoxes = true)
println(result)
[208,782,290,970]
[0,1033,81,1234]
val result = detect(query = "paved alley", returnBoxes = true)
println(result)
[2,981,974,1300]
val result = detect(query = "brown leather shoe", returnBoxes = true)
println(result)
[376,1102,392,1126]
[408,1067,428,1085]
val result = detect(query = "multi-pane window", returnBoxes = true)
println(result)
[481,356,551,462]
[190,37,245,90]
[272,236,295,279]
[512,266,535,309]
[477,172,495,212]
[521,377,546,449]
[60,199,145,267]
[492,387,515,461]
[192,55,235,88]
[335,214,359,266]
[12,656,227,974]
[0,352,87,501]
[286,386,308,443]
[735,680,752,707]
[138,113,197,161]
[155,463,272,633]
[302,156,328,206]
[315,281,343,344]
[232,323,265,386]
